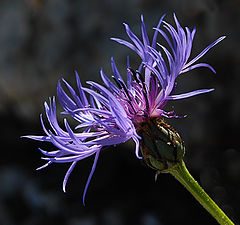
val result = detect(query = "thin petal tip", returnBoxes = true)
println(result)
[209,88,215,92]
[20,135,27,139]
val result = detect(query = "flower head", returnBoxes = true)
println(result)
[111,14,225,119]
[24,14,225,204]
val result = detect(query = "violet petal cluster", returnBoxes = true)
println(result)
[25,14,225,204]
[25,73,140,204]
[111,14,225,118]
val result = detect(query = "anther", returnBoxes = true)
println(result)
[112,76,122,89]
[128,68,139,83]
[136,71,149,112]
[112,75,136,114]
[117,79,137,114]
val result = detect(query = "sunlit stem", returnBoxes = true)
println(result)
[169,160,235,225]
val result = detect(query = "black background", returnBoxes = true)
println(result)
[0,0,239,224]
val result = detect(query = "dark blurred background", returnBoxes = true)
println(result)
[0,0,239,224]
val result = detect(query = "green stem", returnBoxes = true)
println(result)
[169,160,234,225]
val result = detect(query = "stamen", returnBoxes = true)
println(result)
[128,68,150,114]
[136,71,149,112]
[112,76,122,89]
[136,70,145,83]
[117,79,137,114]
[112,75,136,114]
[117,79,132,101]
[128,68,139,82]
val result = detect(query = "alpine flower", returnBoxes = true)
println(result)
[24,14,225,205]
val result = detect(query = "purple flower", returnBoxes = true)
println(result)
[24,14,225,204]
[24,73,140,205]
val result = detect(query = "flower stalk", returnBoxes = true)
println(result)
[169,160,235,225]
